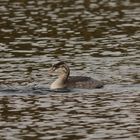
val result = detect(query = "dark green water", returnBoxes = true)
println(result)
[0,0,140,139]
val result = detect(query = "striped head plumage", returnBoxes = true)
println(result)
[48,61,70,77]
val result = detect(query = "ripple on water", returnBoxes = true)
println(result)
[0,91,140,139]
[0,0,140,139]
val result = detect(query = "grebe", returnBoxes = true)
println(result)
[48,61,104,90]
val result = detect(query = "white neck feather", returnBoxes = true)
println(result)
[50,75,67,89]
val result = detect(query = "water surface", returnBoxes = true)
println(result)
[0,0,140,139]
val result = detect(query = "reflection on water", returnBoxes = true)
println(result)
[0,0,140,139]
[0,91,140,140]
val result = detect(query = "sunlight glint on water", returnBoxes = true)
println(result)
[0,0,140,139]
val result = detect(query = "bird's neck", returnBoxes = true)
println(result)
[50,73,69,89]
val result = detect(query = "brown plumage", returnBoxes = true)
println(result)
[48,61,104,89]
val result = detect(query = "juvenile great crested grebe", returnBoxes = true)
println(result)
[48,61,104,90]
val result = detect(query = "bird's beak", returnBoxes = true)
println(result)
[48,68,53,75]
[48,67,56,76]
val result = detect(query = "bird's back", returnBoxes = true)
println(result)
[67,76,104,89]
